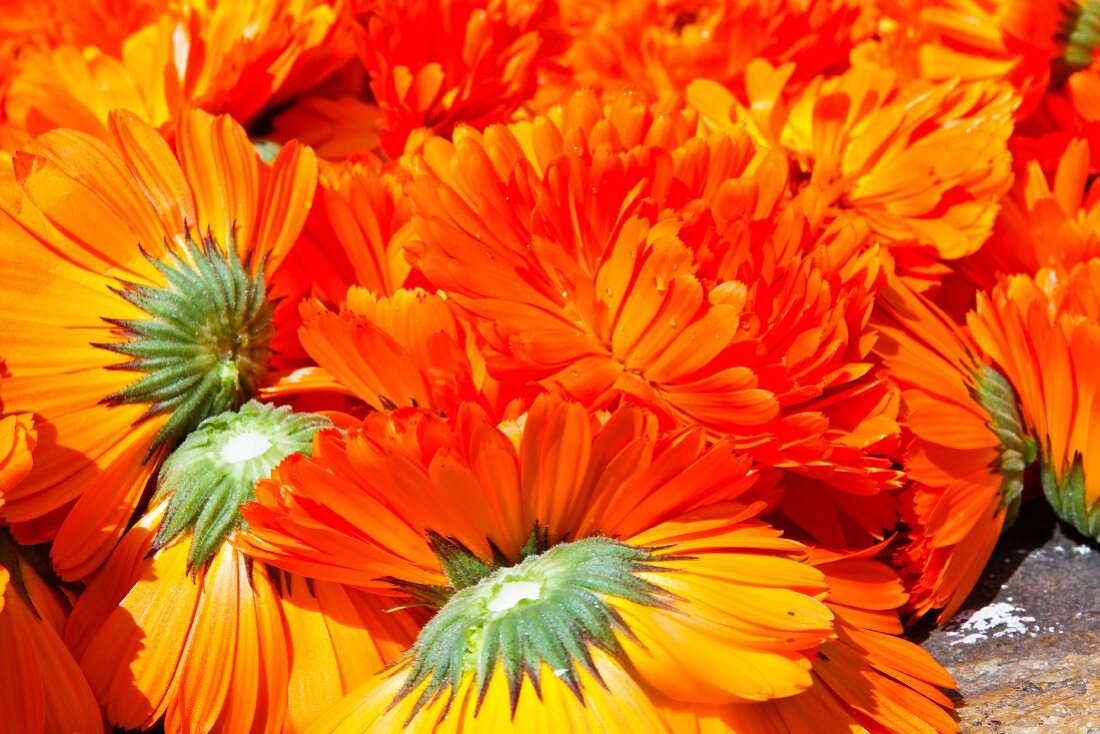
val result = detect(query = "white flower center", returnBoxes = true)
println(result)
[486,579,541,613]
[220,432,272,464]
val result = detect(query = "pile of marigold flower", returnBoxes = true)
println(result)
[2,0,1100,732]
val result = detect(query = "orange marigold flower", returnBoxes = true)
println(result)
[557,0,872,99]
[0,0,358,149]
[359,0,561,157]
[238,396,838,714]
[68,503,421,733]
[67,400,423,733]
[404,89,902,543]
[238,396,955,730]
[874,277,1035,622]
[0,109,317,579]
[0,529,104,734]
[969,261,1100,540]
[689,61,1018,263]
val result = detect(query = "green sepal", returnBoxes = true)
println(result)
[971,363,1038,528]
[1042,460,1100,540]
[393,536,674,721]
[426,532,495,590]
[1061,0,1100,71]
[96,230,274,455]
[153,400,331,573]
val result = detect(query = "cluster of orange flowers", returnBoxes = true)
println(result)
[1,0,1099,732]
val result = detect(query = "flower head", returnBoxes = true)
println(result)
[969,261,1100,540]
[359,0,561,156]
[66,399,422,732]
[0,108,316,578]
[235,391,963,731]
[239,395,841,719]
[1,0,358,148]
[690,61,1018,266]
[874,276,1035,622]
[404,89,902,544]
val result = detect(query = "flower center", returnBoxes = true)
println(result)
[394,536,673,720]
[970,363,1037,526]
[153,400,331,571]
[97,231,275,453]
[220,432,273,463]
[485,578,541,613]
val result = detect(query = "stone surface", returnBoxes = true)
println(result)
[914,501,1100,733]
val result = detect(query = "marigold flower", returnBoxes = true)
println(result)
[0,529,104,733]
[0,109,316,578]
[405,89,902,544]
[359,0,561,156]
[67,401,423,733]
[969,261,1100,540]
[238,394,954,730]
[239,397,834,706]
[874,277,1035,622]
[689,61,1017,263]
[0,0,358,148]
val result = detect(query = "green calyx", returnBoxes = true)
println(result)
[971,363,1038,528]
[394,535,674,721]
[96,230,275,455]
[1041,460,1100,540]
[153,400,331,572]
[1061,0,1100,71]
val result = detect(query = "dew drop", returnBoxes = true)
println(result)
[668,317,678,328]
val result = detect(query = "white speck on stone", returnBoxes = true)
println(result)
[1055,546,1066,553]
[947,602,1037,645]
[220,432,272,463]
[487,580,541,613]
[1073,545,1093,556]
